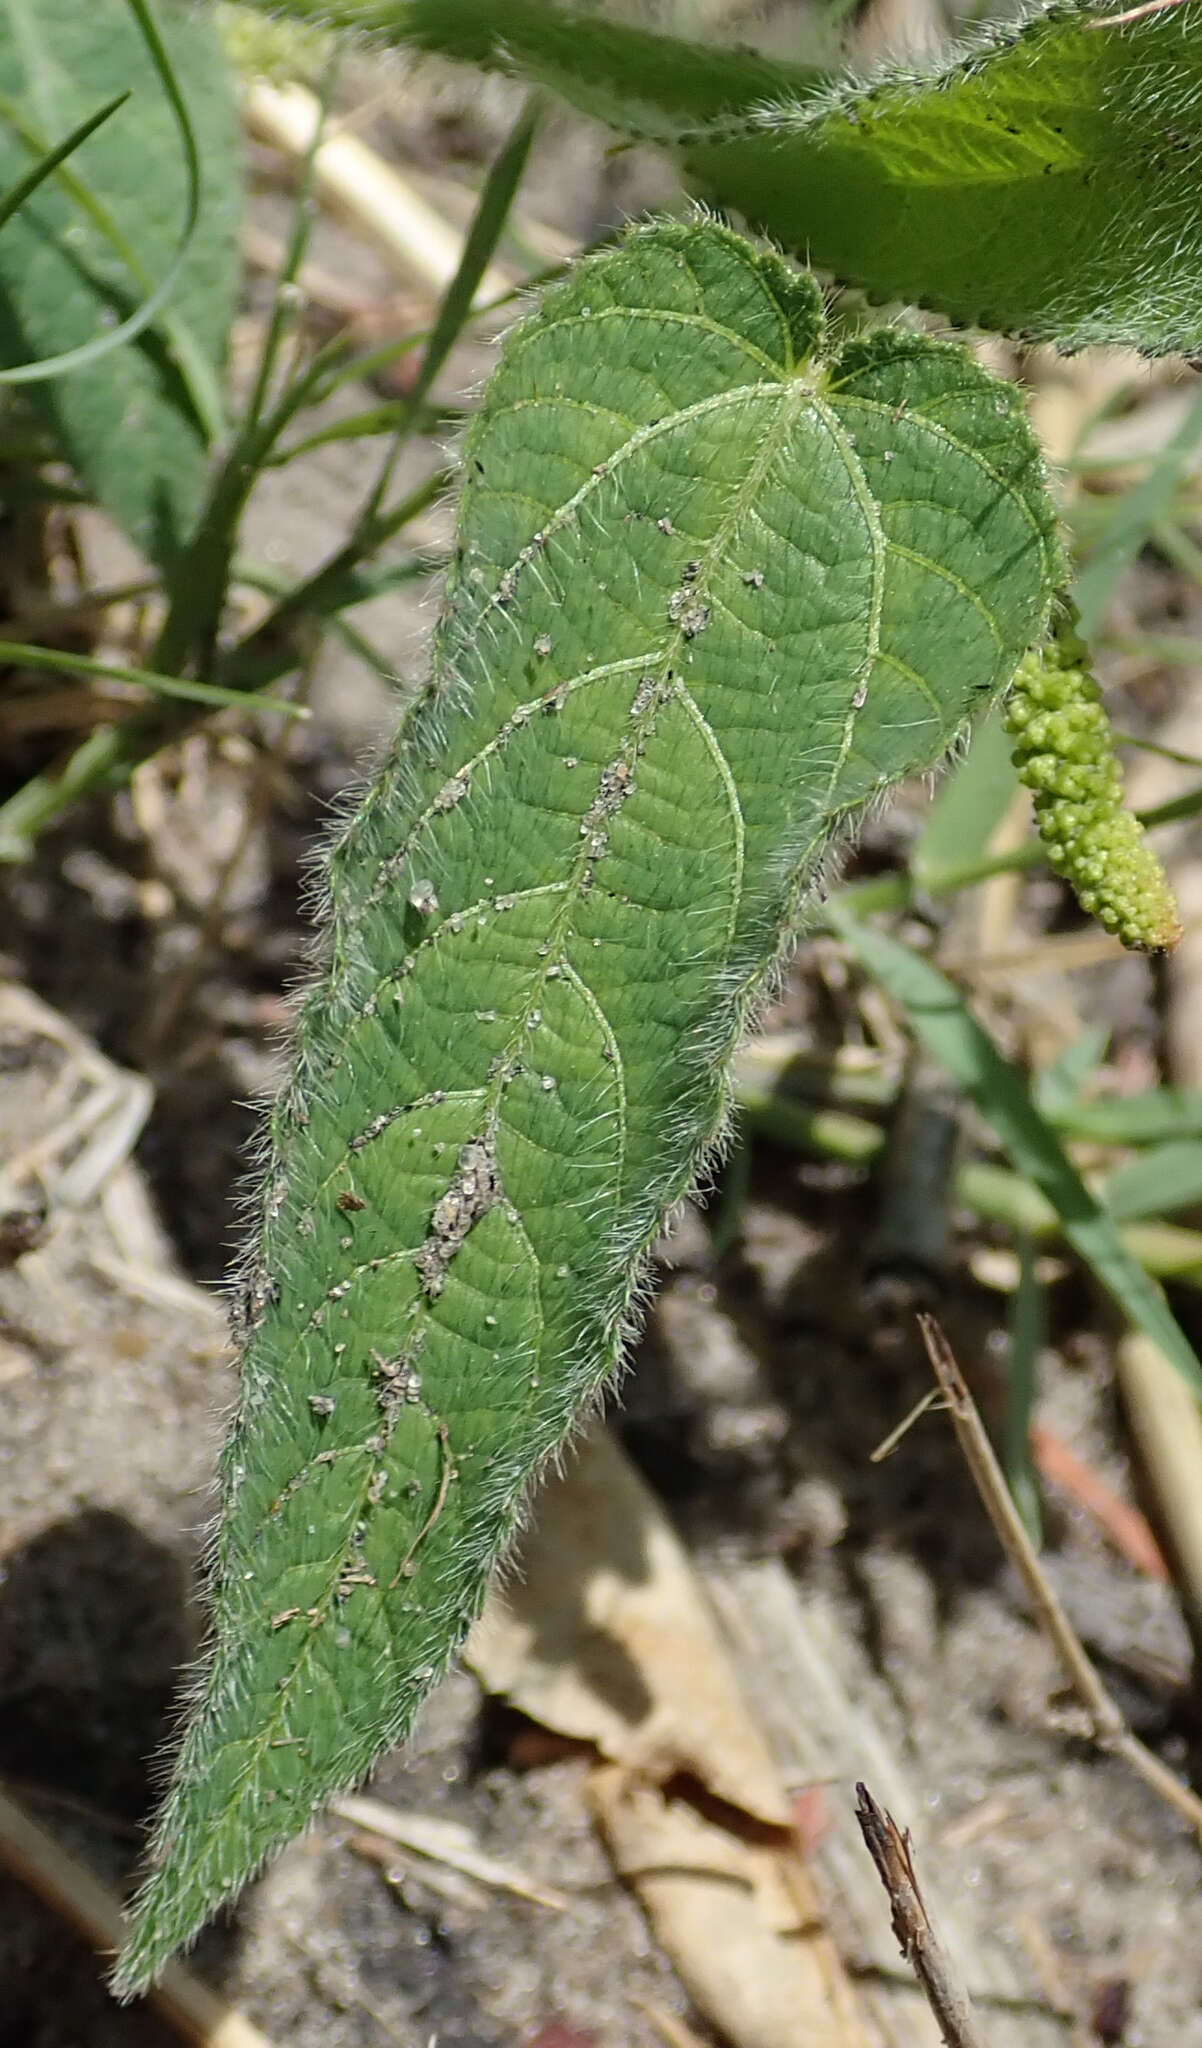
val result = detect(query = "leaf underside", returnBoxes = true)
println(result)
[383,0,1202,354]
[115,219,1057,1992]
[0,0,239,565]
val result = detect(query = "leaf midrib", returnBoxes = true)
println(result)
[210,365,828,1814]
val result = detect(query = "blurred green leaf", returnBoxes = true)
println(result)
[1073,379,1202,634]
[343,0,825,134]
[1102,1141,1202,1224]
[1052,1089,1202,1147]
[0,0,240,566]
[1006,1236,1045,1546]
[0,637,306,716]
[361,0,1202,352]
[1033,1028,1109,1121]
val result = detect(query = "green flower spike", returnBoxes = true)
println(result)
[1005,612,1182,954]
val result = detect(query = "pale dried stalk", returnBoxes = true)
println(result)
[917,1315,1202,1842]
[330,1792,571,1910]
[244,79,512,301]
[0,1784,276,2047]
[1119,706,1202,1622]
[855,1783,991,2048]
[1116,1334,1202,1626]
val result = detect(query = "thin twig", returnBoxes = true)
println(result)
[854,1782,990,2048]
[388,1421,454,1587]
[331,1793,571,1910]
[869,1386,944,1463]
[916,1313,1202,1841]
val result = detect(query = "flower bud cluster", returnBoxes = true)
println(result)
[1005,636,1181,953]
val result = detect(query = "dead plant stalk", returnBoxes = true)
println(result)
[916,1313,1202,1844]
[855,1782,991,2048]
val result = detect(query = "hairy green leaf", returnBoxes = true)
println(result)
[305,0,1202,353]
[0,0,239,565]
[115,218,1058,1991]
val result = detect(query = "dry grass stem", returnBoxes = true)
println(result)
[870,1387,944,1463]
[0,1784,276,2046]
[244,79,512,301]
[916,1314,1202,1842]
[855,1783,991,2048]
[1116,1333,1202,1623]
[329,1792,572,1911]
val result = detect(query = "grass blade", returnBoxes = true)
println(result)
[0,0,238,559]
[827,904,1202,1396]
[1101,1140,1202,1224]
[1073,378,1202,636]
[0,639,306,716]
[0,0,209,397]
[0,89,129,233]
[1006,1236,1045,1547]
